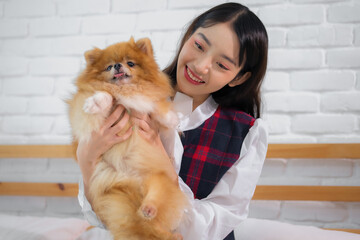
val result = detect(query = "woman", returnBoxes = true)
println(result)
[78,3,268,239]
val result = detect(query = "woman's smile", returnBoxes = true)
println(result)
[184,65,205,85]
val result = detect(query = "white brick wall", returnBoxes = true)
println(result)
[288,25,353,47]
[328,2,360,23]
[258,5,324,26]
[268,49,323,69]
[290,71,355,91]
[4,0,56,18]
[0,0,359,230]
[57,0,110,16]
[30,18,81,37]
[0,19,27,37]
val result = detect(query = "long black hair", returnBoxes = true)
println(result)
[163,2,268,118]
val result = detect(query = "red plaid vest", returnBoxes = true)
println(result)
[179,105,255,200]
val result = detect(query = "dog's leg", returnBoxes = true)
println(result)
[151,224,184,240]
[151,100,178,129]
[138,172,171,220]
[83,91,113,115]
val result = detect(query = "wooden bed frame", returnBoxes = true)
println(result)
[0,143,359,234]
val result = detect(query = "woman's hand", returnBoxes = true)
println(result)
[77,105,132,197]
[131,112,178,184]
[131,112,160,143]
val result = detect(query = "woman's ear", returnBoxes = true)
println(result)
[228,72,251,87]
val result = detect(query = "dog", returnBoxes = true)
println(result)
[68,37,187,240]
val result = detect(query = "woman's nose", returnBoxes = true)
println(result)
[194,55,212,75]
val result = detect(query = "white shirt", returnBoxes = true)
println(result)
[78,92,268,240]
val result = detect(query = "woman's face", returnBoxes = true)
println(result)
[176,22,243,107]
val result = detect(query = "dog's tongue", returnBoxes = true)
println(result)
[114,73,125,78]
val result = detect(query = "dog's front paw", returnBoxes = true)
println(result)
[164,111,179,128]
[83,91,113,114]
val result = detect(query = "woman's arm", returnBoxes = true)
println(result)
[77,105,132,201]
[177,119,268,240]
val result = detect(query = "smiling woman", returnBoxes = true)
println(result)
[76,3,269,240]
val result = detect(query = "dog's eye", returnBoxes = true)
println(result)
[106,65,113,71]
[127,61,135,67]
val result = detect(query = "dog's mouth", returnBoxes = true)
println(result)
[113,72,130,81]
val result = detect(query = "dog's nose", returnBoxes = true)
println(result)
[114,63,122,71]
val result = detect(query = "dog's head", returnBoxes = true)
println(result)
[82,37,159,86]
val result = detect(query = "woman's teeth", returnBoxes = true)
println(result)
[187,67,204,83]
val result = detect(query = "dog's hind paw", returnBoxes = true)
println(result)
[140,204,157,220]
[83,91,113,114]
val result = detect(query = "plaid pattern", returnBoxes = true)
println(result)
[179,105,255,200]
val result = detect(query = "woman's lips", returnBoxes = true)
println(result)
[184,66,205,85]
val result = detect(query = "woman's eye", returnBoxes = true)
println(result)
[127,61,135,67]
[217,62,229,70]
[106,65,113,71]
[195,41,203,51]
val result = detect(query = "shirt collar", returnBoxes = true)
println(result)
[173,92,218,132]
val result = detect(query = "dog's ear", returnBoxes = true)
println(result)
[129,36,136,44]
[84,47,102,65]
[135,38,153,57]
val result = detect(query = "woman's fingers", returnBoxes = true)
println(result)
[102,105,126,130]
[110,110,131,135]
[131,111,160,142]
[114,125,133,143]
[132,117,150,132]
[88,105,133,150]
[138,127,152,141]
[100,107,159,143]
[131,112,153,131]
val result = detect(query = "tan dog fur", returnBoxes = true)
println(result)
[68,38,187,240]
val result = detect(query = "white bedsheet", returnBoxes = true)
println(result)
[0,214,90,240]
[235,218,360,240]
[77,218,360,240]
[0,214,359,240]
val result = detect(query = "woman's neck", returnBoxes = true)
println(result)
[173,85,210,111]
[192,94,209,111]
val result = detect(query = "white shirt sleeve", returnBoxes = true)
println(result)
[177,119,268,240]
[78,178,105,228]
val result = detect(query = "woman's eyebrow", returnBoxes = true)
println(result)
[197,32,237,67]
[198,32,211,46]
[221,54,236,66]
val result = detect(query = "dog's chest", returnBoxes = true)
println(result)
[117,94,155,113]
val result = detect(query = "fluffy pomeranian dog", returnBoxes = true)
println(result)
[68,38,187,240]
